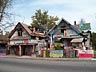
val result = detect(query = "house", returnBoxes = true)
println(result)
[48,18,91,50]
[0,35,8,56]
[7,22,46,56]
[74,22,92,50]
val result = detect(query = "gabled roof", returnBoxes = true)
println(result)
[8,22,32,38]
[9,22,45,38]
[21,23,32,35]
[48,18,81,35]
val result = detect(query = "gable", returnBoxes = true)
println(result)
[52,18,81,38]
[53,27,80,38]
[9,22,31,40]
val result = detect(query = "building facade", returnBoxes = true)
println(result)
[49,18,92,50]
[7,22,46,56]
[0,35,8,56]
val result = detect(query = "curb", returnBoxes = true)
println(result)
[0,56,96,61]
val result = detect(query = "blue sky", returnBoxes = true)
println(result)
[10,0,96,32]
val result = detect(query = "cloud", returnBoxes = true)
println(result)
[32,0,67,6]
[10,0,96,32]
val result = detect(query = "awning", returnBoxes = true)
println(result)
[71,38,83,43]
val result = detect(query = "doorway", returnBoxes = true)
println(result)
[22,47,26,55]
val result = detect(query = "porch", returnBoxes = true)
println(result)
[7,44,37,56]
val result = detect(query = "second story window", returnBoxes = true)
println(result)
[64,29,67,37]
[18,30,22,36]
[17,28,22,36]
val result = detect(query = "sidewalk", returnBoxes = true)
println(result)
[0,55,96,61]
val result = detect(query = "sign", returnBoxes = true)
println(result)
[79,23,91,31]
[15,40,23,44]
[78,50,94,58]
[50,50,63,58]
[28,40,38,44]
[9,39,39,45]
[10,40,23,45]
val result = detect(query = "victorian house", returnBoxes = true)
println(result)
[7,22,46,56]
[49,18,92,50]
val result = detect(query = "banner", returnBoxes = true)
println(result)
[50,50,63,58]
[78,50,94,58]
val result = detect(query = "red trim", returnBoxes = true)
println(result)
[79,54,94,58]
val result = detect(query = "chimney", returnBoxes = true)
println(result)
[74,21,76,25]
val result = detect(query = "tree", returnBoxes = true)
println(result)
[0,0,13,22]
[5,31,9,35]
[31,9,59,33]
[91,32,96,50]
[0,0,14,35]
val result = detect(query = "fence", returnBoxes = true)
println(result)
[64,47,75,58]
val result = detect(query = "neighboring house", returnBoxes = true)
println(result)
[0,35,8,56]
[74,22,92,49]
[48,18,91,50]
[7,22,46,56]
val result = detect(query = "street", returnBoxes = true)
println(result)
[0,57,96,72]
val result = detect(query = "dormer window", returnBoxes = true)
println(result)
[16,26,22,36]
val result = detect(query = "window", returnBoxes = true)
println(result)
[64,29,67,37]
[60,26,66,33]
[17,28,22,36]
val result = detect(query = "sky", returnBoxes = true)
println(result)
[10,0,96,32]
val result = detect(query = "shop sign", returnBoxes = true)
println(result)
[28,40,38,44]
[50,50,63,58]
[10,39,38,45]
[15,40,23,44]
[78,50,94,58]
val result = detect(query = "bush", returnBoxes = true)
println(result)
[46,50,50,57]
[94,51,96,58]
[55,44,62,50]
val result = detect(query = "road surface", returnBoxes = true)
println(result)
[0,57,96,72]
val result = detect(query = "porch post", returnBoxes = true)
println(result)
[6,45,10,55]
[32,45,35,54]
[19,45,22,56]
[32,45,36,57]
[43,47,46,58]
